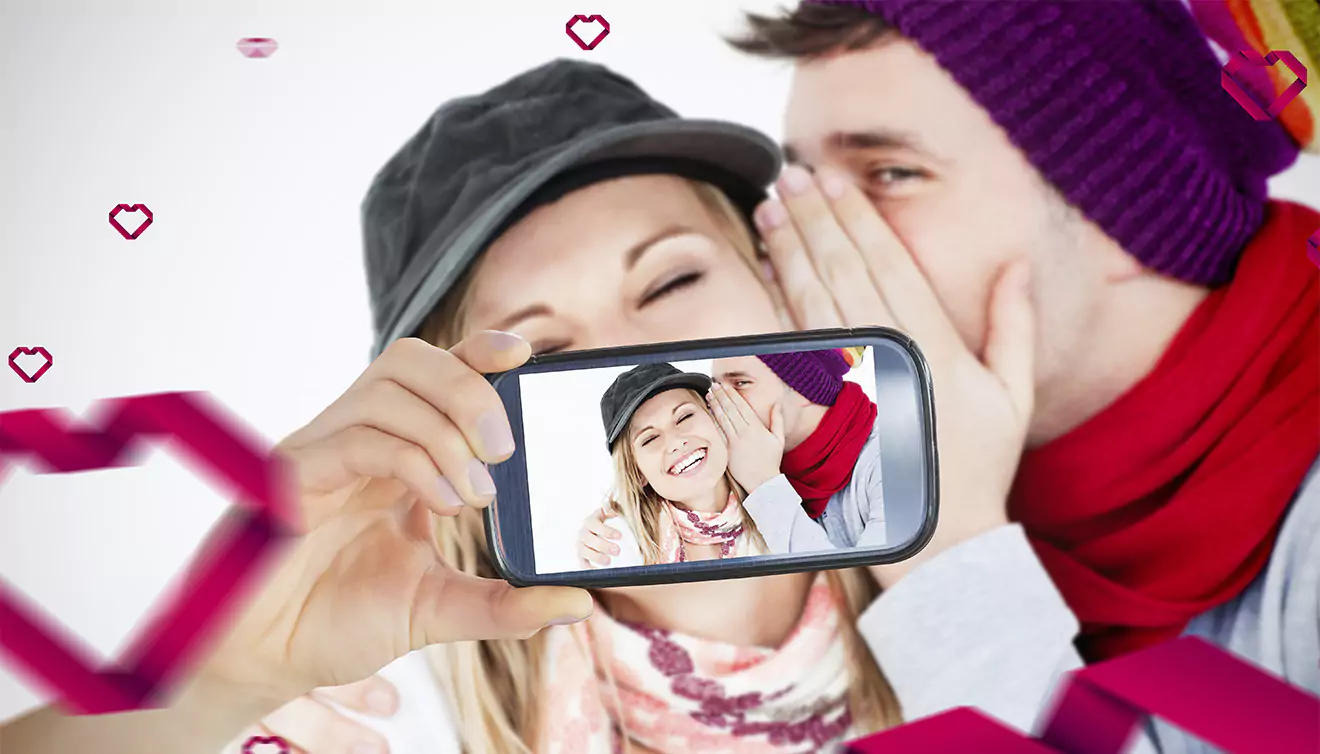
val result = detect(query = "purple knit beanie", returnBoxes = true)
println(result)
[812,0,1299,285]
[757,349,852,405]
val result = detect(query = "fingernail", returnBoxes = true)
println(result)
[468,458,497,497]
[437,476,464,509]
[760,259,776,281]
[484,330,525,352]
[610,543,620,555]
[352,742,385,754]
[477,411,516,457]
[366,689,396,715]
[778,165,812,196]
[818,168,848,199]
[755,201,787,230]
[547,614,589,626]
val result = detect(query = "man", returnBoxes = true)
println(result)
[577,348,886,563]
[727,0,1319,749]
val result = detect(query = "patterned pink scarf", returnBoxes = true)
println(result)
[536,576,854,754]
[658,492,764,563]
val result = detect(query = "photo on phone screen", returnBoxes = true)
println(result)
[484,328,938,588]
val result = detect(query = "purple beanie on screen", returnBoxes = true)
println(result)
[758,349,852,406]
[812,0,1299,285]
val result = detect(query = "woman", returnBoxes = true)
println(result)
[594,362,793,566]
[2,59,1038,754]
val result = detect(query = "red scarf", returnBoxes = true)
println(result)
[782,381,879,519]
[1010,201,1320,662]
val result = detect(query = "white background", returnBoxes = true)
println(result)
[524,351,878,574]
[1,0,1317,726]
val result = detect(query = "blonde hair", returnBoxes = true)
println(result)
[606,387,770,564]
[420,177,901,753]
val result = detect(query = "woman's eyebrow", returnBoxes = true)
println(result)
[624,226,703,271]
[630,422,656,443]
[493,303,552,332]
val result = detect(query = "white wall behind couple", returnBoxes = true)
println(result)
[0,0,1316,729]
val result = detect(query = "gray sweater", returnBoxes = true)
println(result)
[855,458,1320,753]
[743,420,886,552]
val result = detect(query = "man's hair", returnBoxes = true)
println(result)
[728,2,894,59]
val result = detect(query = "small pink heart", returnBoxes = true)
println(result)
[108,204,153,240]
[566,15,610,51]
[1220,49,1308,121]
[7,347,53,384]
[242,735,291,754]
[237,38,278,59]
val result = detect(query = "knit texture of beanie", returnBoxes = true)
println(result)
[758,349,852,406]
[817,0,1300,285]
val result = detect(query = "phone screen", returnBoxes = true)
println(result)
[485,329,937,587]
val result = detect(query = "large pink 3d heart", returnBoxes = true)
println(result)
[0,392,298,714]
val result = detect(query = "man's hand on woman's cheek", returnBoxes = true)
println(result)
[753,165,1038,587]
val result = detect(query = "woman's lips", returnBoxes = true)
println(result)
[668,447,708,476]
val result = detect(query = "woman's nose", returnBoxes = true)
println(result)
[575,319,658,351]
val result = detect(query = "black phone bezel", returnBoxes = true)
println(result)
[482,327,939,588]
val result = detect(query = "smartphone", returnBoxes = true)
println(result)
[483,327,938,588]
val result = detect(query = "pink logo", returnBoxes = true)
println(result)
[108,204,153,240]
[566,15,610,50]
[0,393,299,714]
[8,347,53,384]
[1307,228,1319,271]
[1221,49,1308,121]
[242,735,291,753]
[845,637,1320,753]
[237,38,278,59]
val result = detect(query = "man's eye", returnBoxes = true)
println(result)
[867,166,923,186]
[641,271,703,305]
[676,412,692,424]
[735,380,752,388]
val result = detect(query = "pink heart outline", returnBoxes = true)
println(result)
[242,734,291,754]
[566,14,610,50]
[108,204,154,240]
[7,347,53,384]
[1221,49,1308,121]
[237,38,278,59]
[0,392,300,714]
[1307,228,1320,271]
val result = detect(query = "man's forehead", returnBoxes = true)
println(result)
[712,355,767,377]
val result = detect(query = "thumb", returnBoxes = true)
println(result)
[411,569,593,648]
[769,403,786,442]
[982,260,1035,418]
[449,330,533,373]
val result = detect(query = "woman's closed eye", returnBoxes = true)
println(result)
[639,270,704,306]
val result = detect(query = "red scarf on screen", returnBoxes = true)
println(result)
[782,382,879,519]
[1010,201,1320,662]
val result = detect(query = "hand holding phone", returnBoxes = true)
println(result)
[485,328,939,588]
